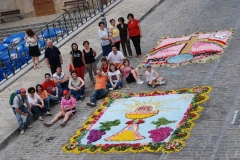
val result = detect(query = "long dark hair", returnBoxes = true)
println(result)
[109,63,117,72]
[36,84,43,93]
[123,59,130,66]
[71,43,78,51]
[26,28,35,37]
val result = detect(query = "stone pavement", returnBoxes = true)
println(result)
[0,0,160,144]
[1,0,240,159]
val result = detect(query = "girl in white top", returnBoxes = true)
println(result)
[145,64,165,88]
[24,28,41,69]
[27,87,52,121]
[107,63,122,90]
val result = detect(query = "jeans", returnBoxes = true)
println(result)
[90,89,108,104]
[30,102,48,117]
[52,90,62,101]
[14,105,32,130]
[43,97,50,111]
[57,81,69,97]
[106,80,122,89]
[70,85,85,98]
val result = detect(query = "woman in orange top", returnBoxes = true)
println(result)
[36,84,52,111]
[127,13,142,58]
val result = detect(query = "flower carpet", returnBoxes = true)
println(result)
[63,86,211,154]
[139,30,233,68]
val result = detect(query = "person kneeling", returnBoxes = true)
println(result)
[107,63,122,90]
[43,90,76,127]
[145,64,165,88]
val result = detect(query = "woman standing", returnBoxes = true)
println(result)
[107,63,122,90]
[127,13,142,58]
[82,41,97,86]
[98,22,112,57]
[69,43,86,80]
[24,29,41,69]
[109,19,121,51]
[117,17,132,58]
[122,59,144,84]
[68,71,85,101]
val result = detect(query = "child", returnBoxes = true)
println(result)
[145,64,165,88]
[43,90,76,127]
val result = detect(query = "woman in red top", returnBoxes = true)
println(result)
[127,13,142,58]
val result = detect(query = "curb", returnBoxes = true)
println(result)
[0,0,122,92]
[0,0,164,151]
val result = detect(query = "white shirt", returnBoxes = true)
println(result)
[145,69,156,81]
[98,28,111,46]
[28,94,40,104]
[108,70,121,83]
[52,72,65,80]
[107,51,124,64]
[27,37,37,46]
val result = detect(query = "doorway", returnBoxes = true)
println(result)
[33,0,56,16]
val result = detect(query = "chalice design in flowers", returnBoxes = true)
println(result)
[105,105,159,141]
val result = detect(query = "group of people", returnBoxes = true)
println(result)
[98,13,142,58]
[12,13,165,135]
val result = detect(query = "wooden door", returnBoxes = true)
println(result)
[33,0,56,16]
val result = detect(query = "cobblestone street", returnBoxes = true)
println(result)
[1,0,240,159]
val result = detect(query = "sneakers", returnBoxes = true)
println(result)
[152,85,156,88]
[160,81,166,85]
[43,121,53,127]
[80,96,85,101]
[26,125,32,129]
[136,79,144,84]
[87,102,96,107]
[46,112,53,116]
[60,121,66,127]
[109,88,114,91]
[20,129,24,135]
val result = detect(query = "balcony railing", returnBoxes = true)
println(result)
[0,0,117,84]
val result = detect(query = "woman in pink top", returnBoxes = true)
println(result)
[122,59,144,84]
[43,90,76,127]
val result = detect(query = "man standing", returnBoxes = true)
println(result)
[42,73,61,101]
[52,66,69,96]
[107,45,125,70]
[86,69,108,107]
[45,39,63,75]
[12,88,32,135]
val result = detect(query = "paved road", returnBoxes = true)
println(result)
[1,0,240,159]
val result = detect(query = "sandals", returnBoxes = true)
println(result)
[46,112,52,116]
[39,117,44,121]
